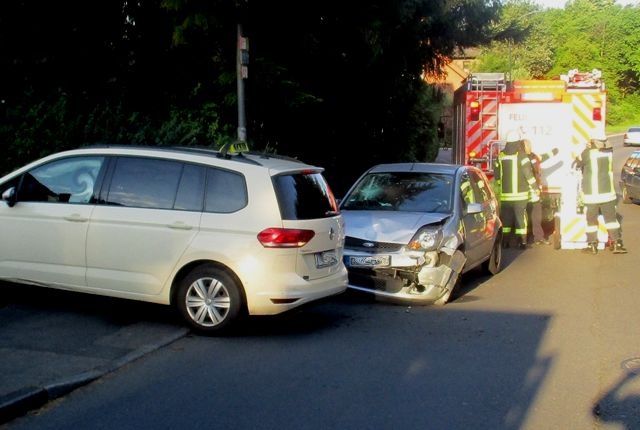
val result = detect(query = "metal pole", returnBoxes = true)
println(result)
[508,40,512,83]
[237,23,247,142]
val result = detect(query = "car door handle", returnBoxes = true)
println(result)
[168,222,193,230]
[64,213,89,222]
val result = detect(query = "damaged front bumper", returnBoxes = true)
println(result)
[346,248,467,304]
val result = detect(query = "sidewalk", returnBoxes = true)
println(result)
[0,283,189,424]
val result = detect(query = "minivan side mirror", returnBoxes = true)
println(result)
[1,186,17,207]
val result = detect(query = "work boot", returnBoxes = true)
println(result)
[613,240,628,254]
[582,242,598,255]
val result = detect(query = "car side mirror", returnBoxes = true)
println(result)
[1,186,17,207]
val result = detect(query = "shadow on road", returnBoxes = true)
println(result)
[3,273,552,429]
[593,364,640,430]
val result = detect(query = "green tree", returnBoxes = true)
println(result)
[0,0,502,189]
[547,0,640,124]
[475,1,554,79]
[475,0,640,126]
[242,0,501,192]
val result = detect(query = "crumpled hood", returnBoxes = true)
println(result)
[341,210,449,244]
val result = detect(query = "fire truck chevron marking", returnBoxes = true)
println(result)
[563,215,610,243]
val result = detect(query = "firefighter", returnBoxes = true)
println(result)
[574,132,627,254]
[523,139,559,244]
[495,132,539,249]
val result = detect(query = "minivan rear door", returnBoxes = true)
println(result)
[273,171,345,280]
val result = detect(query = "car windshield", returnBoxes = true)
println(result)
[341,171,453,213]
[629,127,640,133]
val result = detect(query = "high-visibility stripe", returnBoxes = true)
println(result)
[499,155,526,200]
[570,92,605,146]
[581,149,616,204]
[561,214,609,242]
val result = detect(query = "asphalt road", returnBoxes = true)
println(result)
[1,135,639,429]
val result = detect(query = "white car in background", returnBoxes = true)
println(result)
[623,127,640,146]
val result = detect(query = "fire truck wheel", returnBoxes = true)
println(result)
[552,215,561,250]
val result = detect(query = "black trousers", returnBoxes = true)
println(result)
[526,201,544,243]
[501,200,528,244]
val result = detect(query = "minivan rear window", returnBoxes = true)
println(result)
[273,172,338,220]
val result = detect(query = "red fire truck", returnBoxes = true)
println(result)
[451,69,608,249]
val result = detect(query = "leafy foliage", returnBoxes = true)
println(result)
[475,0,640,126]
[0,0,501,193]
[3,0,640,186]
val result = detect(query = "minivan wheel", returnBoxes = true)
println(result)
[176,265,243,334]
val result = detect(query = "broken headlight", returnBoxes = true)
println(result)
[407,227,443,251]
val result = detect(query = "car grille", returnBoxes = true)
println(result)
[348,268,406,293]
[344,236,404,252]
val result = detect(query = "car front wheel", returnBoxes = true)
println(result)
[176,265,243,334]
[481,232,502,275]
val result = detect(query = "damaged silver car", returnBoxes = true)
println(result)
[340,163,502,305]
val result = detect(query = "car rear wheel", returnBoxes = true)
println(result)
[622,185,632,204]
[176,265,243,334]
[481,232,502,275]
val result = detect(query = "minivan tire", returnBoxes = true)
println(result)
[176,265,243,334]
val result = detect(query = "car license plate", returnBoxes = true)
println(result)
[315,250,338,268]
[348,255,390,267]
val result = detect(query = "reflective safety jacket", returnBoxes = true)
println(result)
[576,147,616,204]
[494,140,537,202]
[527,147,559,203]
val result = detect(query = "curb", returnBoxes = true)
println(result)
[0,328,189,424]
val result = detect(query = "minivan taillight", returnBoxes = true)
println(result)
[257,228,315,248]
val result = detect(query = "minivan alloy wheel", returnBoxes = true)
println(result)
[177,265,243,333]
